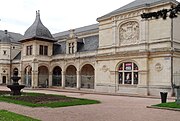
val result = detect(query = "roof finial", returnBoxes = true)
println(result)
[69,29,76,38]
[36,10,40,16]
[4,30,8,34]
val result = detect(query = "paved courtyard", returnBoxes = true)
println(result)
[0,87,180,121]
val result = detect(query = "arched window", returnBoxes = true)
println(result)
[118,62,138,85]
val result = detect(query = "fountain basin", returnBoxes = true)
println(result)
[7,85,25,95]
[7,76,25,95]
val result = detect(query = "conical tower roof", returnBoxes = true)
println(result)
[20,10,55,42]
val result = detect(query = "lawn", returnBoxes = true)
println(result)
[153,102,180,109]
[0,110,40,121]
[0,91,100,108]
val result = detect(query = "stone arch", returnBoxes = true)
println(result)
[64,63,77,72]
[80,62,95,70]
[81,64,95,89]
[38,66,49,87]
[51,64,63,73]
[115,59,139,71]
[52,66,62,86]
[38,63,49,69]
[65,65,77,88]
[24,65,32,87]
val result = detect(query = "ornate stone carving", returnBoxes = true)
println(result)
[155,63,163,72]
[119,21,139,45]
[101,65,109,72]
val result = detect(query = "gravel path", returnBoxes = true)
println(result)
[0,87,180,121]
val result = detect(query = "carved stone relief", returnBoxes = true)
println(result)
[119,21,139,45]
[155,63,163,72]
[101,65,109,72]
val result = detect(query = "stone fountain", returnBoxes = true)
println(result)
[7,76,25,95]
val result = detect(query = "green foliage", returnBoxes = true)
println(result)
[153,102,180,109]
[0,92,100,108]
[0,110,40,121]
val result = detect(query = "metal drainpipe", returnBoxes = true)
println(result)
[171,17,175,96]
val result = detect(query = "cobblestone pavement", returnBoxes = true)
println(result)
[0,86,180,121]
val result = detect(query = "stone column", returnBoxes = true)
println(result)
[49,71,52,87]
[76,70,81,89]
[62,71,65,88]
[20,71,24,85]
[32,71,38,88]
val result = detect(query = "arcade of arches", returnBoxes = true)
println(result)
[21,62,139,89]
[22,64,95,89]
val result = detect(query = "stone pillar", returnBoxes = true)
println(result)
[20,71,24,85]
[62,71,65,88]
[49,71,52,87]
[32,71,38,88]
[112,17,117,47]
[77,70,81,89]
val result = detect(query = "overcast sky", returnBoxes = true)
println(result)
[0,0,179,35]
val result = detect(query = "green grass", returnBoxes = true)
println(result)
[153,102,180,109]
[0,92,100,108]
[0,110,40,121]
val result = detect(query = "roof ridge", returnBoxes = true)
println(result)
[97,0,179,21]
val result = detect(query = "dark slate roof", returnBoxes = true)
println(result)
[97,0,179,21]
[0,30,23,43]
[1,30,11,43]
[53,35,99,55]
[77,35,99,52]
[13,52,21,60]
[20,10,55,42]
[53,23,99,39]
[53,41,66,55]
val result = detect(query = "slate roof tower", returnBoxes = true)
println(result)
[20,10,55,42]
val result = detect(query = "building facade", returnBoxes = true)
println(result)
[1,0,180,96]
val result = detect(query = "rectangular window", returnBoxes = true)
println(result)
[72,42,74,54]
[26,45,32,55]
[39,45,43,55]
[69,43,71,54]
[44,46,48,55]
[39,45,48,55]
[68,42,75,54]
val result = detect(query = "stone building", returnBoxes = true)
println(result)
[0,0,180,96]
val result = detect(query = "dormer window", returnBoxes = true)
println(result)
[26,45,32,55]
[68,42,75,54]
[39,45,48,55]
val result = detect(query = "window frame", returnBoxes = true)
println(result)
[26,45,32,55]
[39,45,48,55]
[118,62,139,85]
[68,42,75,54]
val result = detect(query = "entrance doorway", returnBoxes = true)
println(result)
[2,76,6,84]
